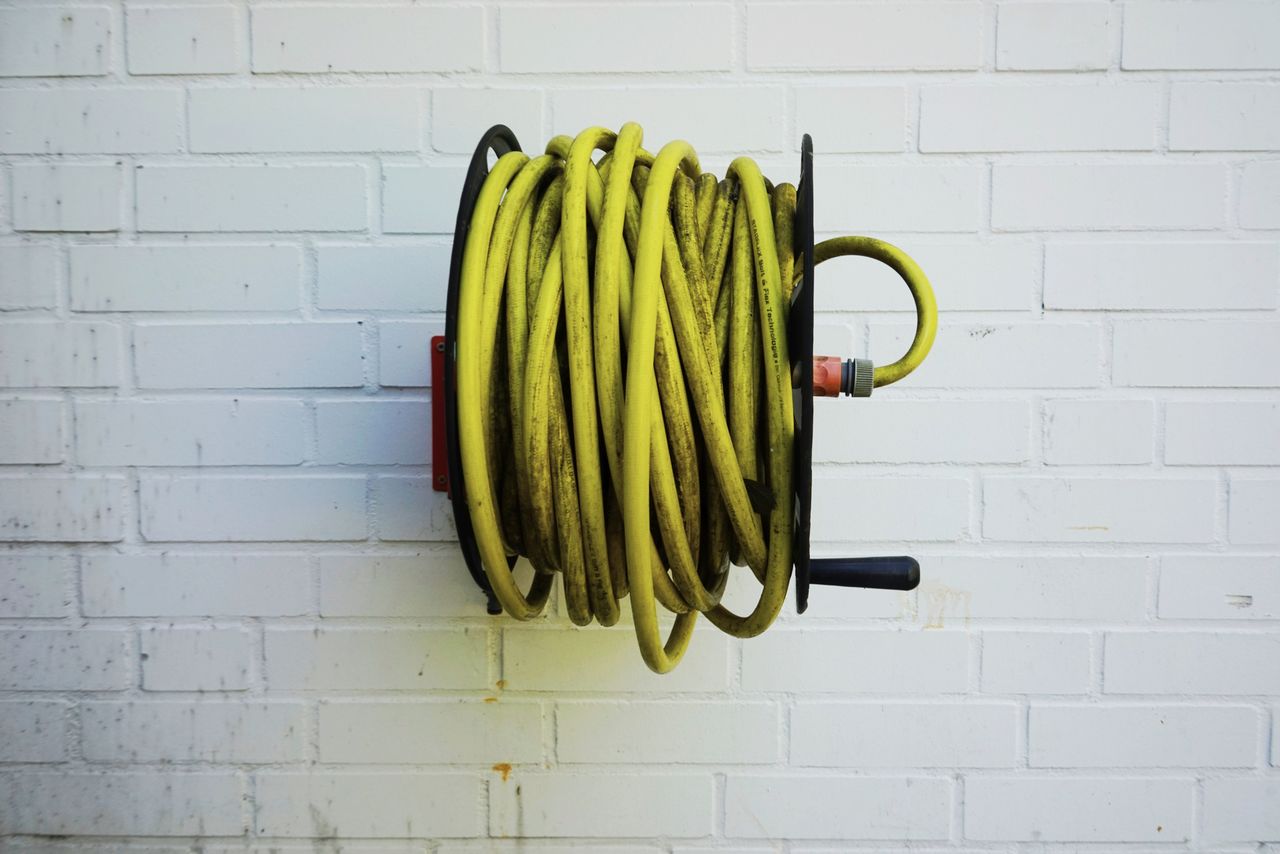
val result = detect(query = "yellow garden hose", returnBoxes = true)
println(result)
[455,123,936,673]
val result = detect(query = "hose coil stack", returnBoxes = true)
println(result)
[453,123,936,672]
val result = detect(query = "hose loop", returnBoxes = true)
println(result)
[811,236,938,388]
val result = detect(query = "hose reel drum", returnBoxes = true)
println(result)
[431,123,937,673]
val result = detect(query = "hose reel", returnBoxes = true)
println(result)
[431,124,937,673]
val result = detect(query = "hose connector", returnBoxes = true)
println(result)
[812,356,874,398]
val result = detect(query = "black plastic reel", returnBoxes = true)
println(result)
[789,135,920,612]
[442,126,919,617]
[442,125,519,615]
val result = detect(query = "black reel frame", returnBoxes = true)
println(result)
[438,125,920,617]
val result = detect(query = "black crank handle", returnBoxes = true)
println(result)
[809,556,920,591]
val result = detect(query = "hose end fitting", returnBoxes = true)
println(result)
[845,357,874,398]
[813,356,874,398]
[812,355,842,397]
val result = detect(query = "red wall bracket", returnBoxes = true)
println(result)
[430,335,450,494]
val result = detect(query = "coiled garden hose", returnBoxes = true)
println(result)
[451,123,936,673]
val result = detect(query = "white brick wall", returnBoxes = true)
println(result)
[965,776,1194,841]
[12,162,123,232]
[0,0,1277,850]
[996,2,1111,70]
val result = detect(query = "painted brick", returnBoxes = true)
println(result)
[1030,704,1257,767]
[70,244,301,312]
[1123,1,1280,70]
[792,702,1017,767]
[921,84,1157,152]
[725,775,952,840]
[992,164,1225,231]
[1105,632,1280,694]
[140,627,252,692]
[811,475,970,542]
[1171,83,1280,150]
[748,3,981,70]
[136,164,368,232]
[491,772,713,838]
[922,556,1148,621]
[318,552,481,617]
[552,88,784,153]
[869,322,1103,388]
[190,88,422,154]
[0,6,111,77]
[316,400,429,465]
[814,400,1030,463]
[0,700,68,762]
[76,399,307,466]
[134,322,364,389]
[82,553,312,617]
[983,476,1217,543]
[0,772,243,836]
[504,629,730,693]
[252,6,483,73]
[1202,778,1280,842]
[374,476,456,541]
[1044,399,1155,465]
[81,701,307,762]
[1160,556,1280,620]
[816,241,1037,312]
[442,846,655,854]
[795,87,906,152]
[0,398,64,463]
[997,2,1110,70]
[0,89,181,154]
[126,5,238,75]
[1114,320,1280,387]
[813,317,858,356]
[818,165,983,232]
[1045,242,1279,310]
[982,631,1091,694]
[0,474,126,542]
[0,321,121,388]
[1230,477,1280,544]
[319,701,542,764]
[432,88,542,154]
[140,475,367,542]
[382,164,468,233]
[557,701,779,765]
[0,243,59,309]
[502,5,730,73]
[1167,401,1280,465]
[265,627,488,690]
[203,847,428,854]
[742,630,969,694]
[257,774,483,837]
[0,554,70,617]
[0,628,130,690]
[317,244,448,311]
[1240,161,1280,228]
[12,162,121,232]
[379,319,441,387]
[965,777,1192,841]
